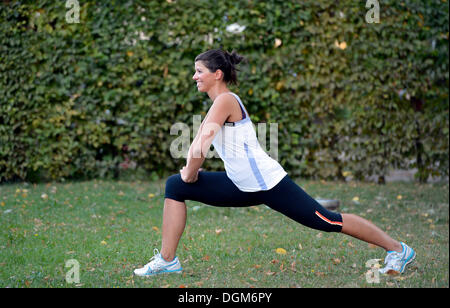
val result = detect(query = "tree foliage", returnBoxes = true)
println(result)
[0,0,448,183]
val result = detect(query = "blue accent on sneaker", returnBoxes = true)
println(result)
[380,242,416,274]
[399,242,416,273]
[134,249,183,276]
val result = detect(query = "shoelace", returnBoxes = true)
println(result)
[384,251,404,269]
[144,248,166,272]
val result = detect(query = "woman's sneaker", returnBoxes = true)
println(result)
[379,242,416,274]
[134,249,182,276]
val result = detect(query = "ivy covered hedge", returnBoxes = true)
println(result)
[1,0,448,183]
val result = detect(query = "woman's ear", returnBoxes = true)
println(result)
[215,69,224,81]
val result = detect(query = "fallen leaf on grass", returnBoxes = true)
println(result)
[386,269,400,276]
[384,270,417,283]
[202,255,210,261]
[195,281,204,287]
[290,261,297,272]
[275,248,287,255]
[315,271,325,277]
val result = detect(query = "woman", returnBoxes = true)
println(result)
[134,49,415,277]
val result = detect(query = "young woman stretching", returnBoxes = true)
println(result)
[134,49,415,277]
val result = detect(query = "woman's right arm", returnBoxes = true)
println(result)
[182,95,233,180]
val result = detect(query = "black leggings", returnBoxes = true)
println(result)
[164,171,343,233]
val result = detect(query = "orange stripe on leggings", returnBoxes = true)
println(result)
[315,211,343,226]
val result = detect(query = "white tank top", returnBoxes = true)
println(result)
[211,93,287,192]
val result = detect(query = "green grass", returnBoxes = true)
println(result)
[1,178,448,288]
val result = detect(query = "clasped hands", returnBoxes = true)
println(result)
[180,166,203,183]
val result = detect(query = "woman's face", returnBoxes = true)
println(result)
[192,61,216,92]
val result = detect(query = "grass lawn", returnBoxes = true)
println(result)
[1,177,448,288]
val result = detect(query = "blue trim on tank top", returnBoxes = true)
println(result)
[224,93,251,126]
[244,142,268,190]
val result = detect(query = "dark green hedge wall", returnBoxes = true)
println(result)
[0,0,448,183]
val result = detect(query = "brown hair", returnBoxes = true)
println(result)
[195,49,245,85]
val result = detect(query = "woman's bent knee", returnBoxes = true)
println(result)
[164,174,185,202]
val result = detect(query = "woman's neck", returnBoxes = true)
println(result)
[207,83,230,101]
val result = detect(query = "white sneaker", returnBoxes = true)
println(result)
[133,249,182,276]
[379,242,416,274]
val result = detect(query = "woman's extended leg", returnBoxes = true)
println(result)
[260,175,416,273]
[341,213,402,253]
[261,175,403,252]
[160,198,187,262]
